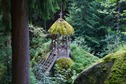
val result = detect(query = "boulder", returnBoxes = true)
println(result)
[74,51,126,84]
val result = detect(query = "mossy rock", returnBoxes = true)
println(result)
[74,50,126,84]
[55,58,74,70]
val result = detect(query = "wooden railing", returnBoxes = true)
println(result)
[41,41,70,73]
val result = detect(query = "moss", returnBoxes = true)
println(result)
[88,76,96,84]
[104,51,126,84]
[56,58,74,70]
[74,62,113,84]
[74,50,126,84]
[102,51,126,63]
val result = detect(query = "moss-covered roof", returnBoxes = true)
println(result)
[48,18,74,36]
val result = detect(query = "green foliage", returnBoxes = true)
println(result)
[54,68,77,84]
[56,58,74,70]
[0,64,6,82]
[28,0,58,20]
[0,12,12,83]
[66,0,126,58]
[103,51,126,84]
[0,46,12,84]
[113,43,126,52]
[31,63,63,84]
[29,24,48,48]
[54,62,77,84]
[0,0,11,35]
[29,24,56,83]
[66,0,113,55]
[30,68,37,84]
[29,24,64,84]
[99,33,122,57]
[28,0,67,20]
[30,42,51,67]
[53,44,99,84]
[74,50,126,84]
[29,24,50,58]
[70,43,99,73]
[31,64,50,84]
[29,26,52,66]
[99,0,126,31]
[72,36,91,52]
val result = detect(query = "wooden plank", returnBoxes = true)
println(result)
[41,40,71,73]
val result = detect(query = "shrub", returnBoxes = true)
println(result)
[56,58,74,70]
[30,41,51,67]
[29,24,50,59]
[53,44,99,84]
[54,58,76,84]
[30,68,37,84]
[31,64,56,84]
[0,46,12,83]
[0,64,6,82]
[99,34,122,57]
[70,43,99,73]
[72,36,91,52]
[112,43,126,52]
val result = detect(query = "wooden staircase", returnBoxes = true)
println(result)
[41,48,58,73]
[41,41,70,73]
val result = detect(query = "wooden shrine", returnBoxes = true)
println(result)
[41,12,74,73]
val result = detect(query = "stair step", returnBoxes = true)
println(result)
[41,47,70,73]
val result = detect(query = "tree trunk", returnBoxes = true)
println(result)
[11,0,30,84]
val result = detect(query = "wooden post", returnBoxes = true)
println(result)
[66,36,68,53]
[57,35,60,55]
